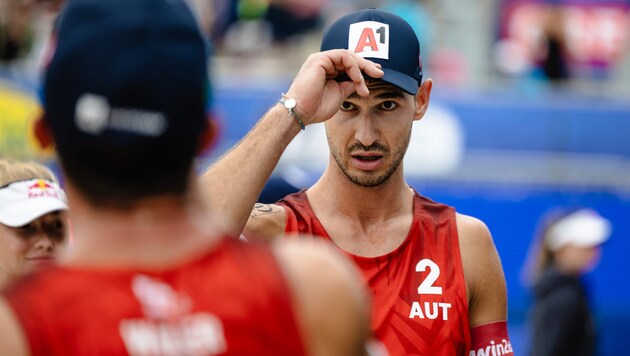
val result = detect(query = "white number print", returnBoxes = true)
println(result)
[416,259,443,295]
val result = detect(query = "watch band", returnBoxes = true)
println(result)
[278,93,305,130]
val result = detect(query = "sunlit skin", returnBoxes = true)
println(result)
[0,211,68,288]
[325,81,420,187]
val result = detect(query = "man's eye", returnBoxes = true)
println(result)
[380,101,397,110]
[340,101,355,111]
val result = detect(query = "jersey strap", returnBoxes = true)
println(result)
[470,320,514,356]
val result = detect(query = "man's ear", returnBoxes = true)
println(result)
[413,79,433,121]
[197,115,220,155]
[33,114,55,151]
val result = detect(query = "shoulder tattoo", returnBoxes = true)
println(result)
[250,203,281,218]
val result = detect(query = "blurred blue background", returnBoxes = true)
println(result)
[1,0,628,354]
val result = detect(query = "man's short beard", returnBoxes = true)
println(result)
[327,131,411,188]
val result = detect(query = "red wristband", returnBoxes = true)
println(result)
[470,320,514,356]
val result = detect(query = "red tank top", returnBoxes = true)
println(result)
[279,190,471,355]
[4,238,305,356]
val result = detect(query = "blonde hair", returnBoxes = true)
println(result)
[0,159,58,187]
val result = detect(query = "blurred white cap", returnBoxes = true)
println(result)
[546,208,612,252]
[0,179,68,227]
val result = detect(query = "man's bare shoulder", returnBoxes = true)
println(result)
[272,238,370,356]
[0,298,28,355]
[242,203,287,242]
[455,213,494,248]
[455,212,507,325]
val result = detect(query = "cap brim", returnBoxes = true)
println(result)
[335,69,419,95]
[380,68,420,95]
[0,197,68,227]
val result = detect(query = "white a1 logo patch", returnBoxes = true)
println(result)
[348,21,389,59]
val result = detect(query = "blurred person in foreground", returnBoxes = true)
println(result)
[0,0,371,355]
[202,8,513,355]
[0,158,68,289]
[525,208,611,356]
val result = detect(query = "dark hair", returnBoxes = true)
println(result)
[56,122,206,207]
[43,0,211,207]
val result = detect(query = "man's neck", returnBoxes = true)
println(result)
[305,165,415,257]
[61,187,227,269]
[308,165,414,223]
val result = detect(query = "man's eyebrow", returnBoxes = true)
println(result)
[345,88,406,101]
[374,91,405,100]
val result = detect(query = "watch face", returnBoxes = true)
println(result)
[285,98,296,109]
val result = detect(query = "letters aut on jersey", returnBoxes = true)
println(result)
[409,258,452,321]
[348,21,390,59]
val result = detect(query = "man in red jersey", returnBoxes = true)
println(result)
[0,1,372,355]
[202,8,514,356]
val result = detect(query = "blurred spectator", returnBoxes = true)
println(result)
[0,158,68,289]
[0,0,36,62]
[536,2,571,83]
[524,208,611,356]
[216,0,327,54]
[264,0,326,43]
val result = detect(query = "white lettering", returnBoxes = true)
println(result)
[416,259,443,295]
[469,338,514,356]
[408,302,451,320]
[409,302,425,319]
[119,313,227,356]
[110,108,167,137]
[424,302,438,319]
[439,302,451,320]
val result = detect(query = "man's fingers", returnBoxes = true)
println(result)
[322,50,383,84]
[361,59,384,79]
[340,52,367,95]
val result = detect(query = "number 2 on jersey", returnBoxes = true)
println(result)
[416,259,442,295]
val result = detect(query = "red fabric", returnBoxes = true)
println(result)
[470,321,514,356]
[279,190,471,355]
[4,238,305,356]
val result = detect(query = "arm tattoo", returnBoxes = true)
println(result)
[250,203,281,218]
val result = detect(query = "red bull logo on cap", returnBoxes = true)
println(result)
[27,179,60,199]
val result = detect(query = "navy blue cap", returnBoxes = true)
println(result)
[320,9,423,94]
[43,0,209,178]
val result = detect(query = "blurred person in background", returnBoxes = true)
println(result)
[0,0,36,62]
[0,0,371,355]
[203,8,513,356]
[525,208,611,356]
[0,0,64,64]
[0,158,68,289]
[536,1,571,83]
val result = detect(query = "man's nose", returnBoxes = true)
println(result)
[354,113,379,147]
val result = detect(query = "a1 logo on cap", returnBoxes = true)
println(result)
[348,21,389,60]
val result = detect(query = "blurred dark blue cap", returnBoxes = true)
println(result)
[320,8,423,94]
[43,0,210,169]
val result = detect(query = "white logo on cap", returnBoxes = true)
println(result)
[74,93,167,137]
[348,21,389,60]
[75,93,110,134]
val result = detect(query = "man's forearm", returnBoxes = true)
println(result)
[200,103,302,233]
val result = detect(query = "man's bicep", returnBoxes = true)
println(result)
[242,203,287,242]
[458,215,514,355]
[457,214,508,325]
